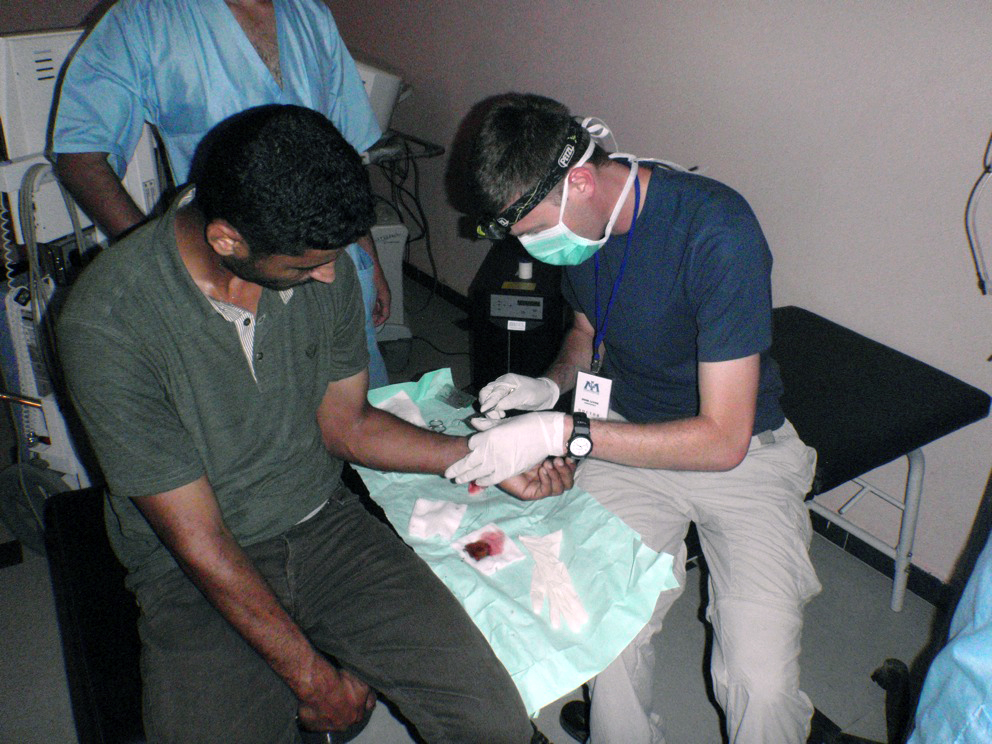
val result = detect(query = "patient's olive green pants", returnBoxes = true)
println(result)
[136,485,532,744]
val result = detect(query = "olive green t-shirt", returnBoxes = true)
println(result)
[57,192,369,592]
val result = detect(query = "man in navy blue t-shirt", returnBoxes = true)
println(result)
[448,93,820,744]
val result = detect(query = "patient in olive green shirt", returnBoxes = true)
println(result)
[57,104,570,743]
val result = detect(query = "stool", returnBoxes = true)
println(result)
[44,486,144,744]
[770,306,990,611]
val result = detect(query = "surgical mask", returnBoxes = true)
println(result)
[518,149,640,266]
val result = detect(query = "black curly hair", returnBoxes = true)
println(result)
[190,104,375,257]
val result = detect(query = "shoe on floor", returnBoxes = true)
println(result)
[559,699,590,743]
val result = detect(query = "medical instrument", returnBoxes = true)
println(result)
[0,29,164,556]
[469,239,566,393]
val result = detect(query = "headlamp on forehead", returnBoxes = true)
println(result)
[476,119,591,241]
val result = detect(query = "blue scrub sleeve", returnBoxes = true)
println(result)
[52,6,150,176]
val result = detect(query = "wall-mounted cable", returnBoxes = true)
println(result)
[370,131,444,312]
[964,130,992,295]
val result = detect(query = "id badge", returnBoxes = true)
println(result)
[574,371,612,420]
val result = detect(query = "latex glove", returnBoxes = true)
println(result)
[444,411,566,487]
[520,531,589,632]
[478,374,560,420]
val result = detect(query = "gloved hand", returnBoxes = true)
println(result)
[443,411,566,487]
[520,531,588,632]
[478,374,560,420]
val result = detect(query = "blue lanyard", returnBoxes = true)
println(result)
[592,170,641,373]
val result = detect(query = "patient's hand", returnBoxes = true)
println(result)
[498,457,575,501]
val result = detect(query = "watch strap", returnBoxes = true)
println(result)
[568,412,593,458]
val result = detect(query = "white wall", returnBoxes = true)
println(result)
[335,0,992,582]
[0,0,101,34]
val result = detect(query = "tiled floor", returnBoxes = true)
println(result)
[0,277,946,743]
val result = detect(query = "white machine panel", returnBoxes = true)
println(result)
[0,28,163,490]
[0,28,80,159]
[354,60,403,134]
[0,28,161,244]
[370,209,411,343]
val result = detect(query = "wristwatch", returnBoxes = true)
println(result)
[567,412,593,459]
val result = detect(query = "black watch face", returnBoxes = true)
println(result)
[569,437,593,457]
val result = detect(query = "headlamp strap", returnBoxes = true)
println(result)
[477,119,591,239]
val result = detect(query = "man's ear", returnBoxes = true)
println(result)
[566,165,596,202]
[204,219,248,258]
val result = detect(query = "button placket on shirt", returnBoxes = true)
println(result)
[253,313,268,380]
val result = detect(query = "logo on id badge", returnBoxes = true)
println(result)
[574,371,612,419]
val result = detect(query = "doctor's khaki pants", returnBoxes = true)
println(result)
[577,419,821,744]
[134,485,534,744]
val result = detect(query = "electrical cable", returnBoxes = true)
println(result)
[371,132,442,313]
[12,163,86,479]
[15,164,57,466]
[1,193,19,283]
[0,187,26,464]
[377,144,425,239]
[18,163,85,393]
[381,336,469,390]
[373,193,403,223]
[967,173,991,294]
[0,164,84,547]
[392,155,438,313]
[964,130,992,296]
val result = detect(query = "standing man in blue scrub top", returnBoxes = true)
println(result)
[51,0,391,387]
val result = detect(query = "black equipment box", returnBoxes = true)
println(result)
[469,239,567,393]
